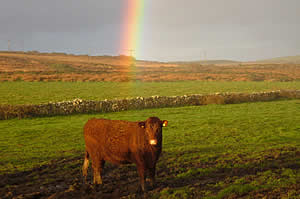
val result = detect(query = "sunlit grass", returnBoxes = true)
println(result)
[1,100,299,174]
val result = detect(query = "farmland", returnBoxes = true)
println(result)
[1,100,300,198]
[0,51,300,198]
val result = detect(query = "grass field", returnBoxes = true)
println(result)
[1,81,300,105]
[1,99,300,198]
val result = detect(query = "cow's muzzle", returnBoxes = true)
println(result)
[149,139,157,145]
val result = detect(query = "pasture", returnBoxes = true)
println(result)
[1,81,300,105]
[1,99,300,198]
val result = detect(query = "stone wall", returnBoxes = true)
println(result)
[0,90,299,120]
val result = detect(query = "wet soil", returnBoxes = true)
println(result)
[1,148,300,199]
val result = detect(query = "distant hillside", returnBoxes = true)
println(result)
[1,51,299,82]
[173,55,300,65]
[171,60,241,65]
[257,55,300,64]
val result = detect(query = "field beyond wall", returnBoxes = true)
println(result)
[1,81,300,105]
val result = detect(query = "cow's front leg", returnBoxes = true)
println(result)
[149,166,156,188]
[136,164,146,192]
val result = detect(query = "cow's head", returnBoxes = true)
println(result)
[139,117,168,146]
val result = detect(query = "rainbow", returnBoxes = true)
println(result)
[115,0,146,94]
[118,0,146,84]
[120,0,145,59]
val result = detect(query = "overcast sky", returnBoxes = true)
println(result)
[0,0,300,61]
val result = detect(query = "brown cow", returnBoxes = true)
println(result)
[82,117,168,191]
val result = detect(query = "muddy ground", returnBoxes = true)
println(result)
[1,148,300,199]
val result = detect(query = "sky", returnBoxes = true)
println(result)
[0,0,300,62]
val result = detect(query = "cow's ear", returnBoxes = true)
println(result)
[138,122,146,128]
[162,120,168,127]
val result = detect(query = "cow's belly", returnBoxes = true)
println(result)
[102,150,133,165]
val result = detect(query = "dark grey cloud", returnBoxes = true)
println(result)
[1,0,300,61]
[0,0,123,32]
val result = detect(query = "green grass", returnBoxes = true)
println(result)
[155,186,194,199]
[1,100,300,197]
[0,81,299,105]
[1,100,299,170]
[211,184,257,199]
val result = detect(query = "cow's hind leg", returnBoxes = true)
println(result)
[93,159,105,185]
[82,150,90,183]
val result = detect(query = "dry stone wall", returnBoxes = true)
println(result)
[0,90,299,120]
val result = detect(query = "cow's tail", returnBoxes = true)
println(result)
[82,150,89,183]
[85,150,89,159]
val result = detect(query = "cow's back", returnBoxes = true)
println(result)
[84,118,138,139]
[84,119,113,140]
[83,118,142,164]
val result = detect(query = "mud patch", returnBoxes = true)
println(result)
[1,147,300,198]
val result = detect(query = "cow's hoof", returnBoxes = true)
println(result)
[81,184,94,193]
[148,184,156,191]
[137,185,146,194]
[92,184,103,192]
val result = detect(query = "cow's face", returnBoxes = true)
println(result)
[139,117,168,146]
